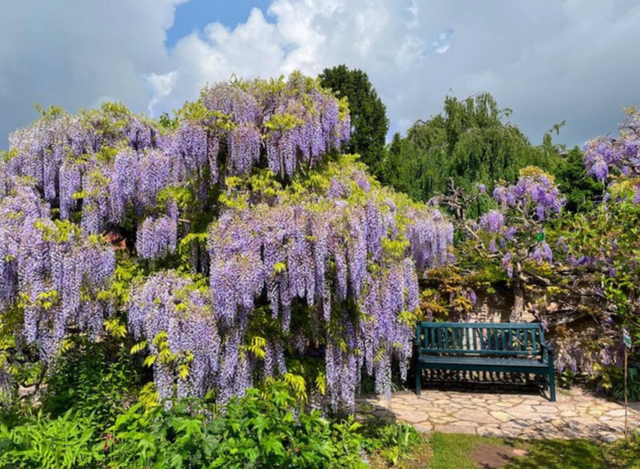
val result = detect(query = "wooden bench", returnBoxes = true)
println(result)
[415,322,556,401]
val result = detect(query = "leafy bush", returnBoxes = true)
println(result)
[105,381,367,468]
[0,410,103,469]
[0,379,427,469]
[103,399,221,468]
[42,337,140,428]
[600,366,640,402]
[361,420,423,466]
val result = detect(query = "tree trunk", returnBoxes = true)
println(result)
[510,281,525,322]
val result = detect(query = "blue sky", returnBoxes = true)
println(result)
[167,0,273,47]
[1,0,640,149]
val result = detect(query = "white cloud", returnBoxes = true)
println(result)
[146,71,178,116]
[430,28,454,55]
[151,0,640,145]
[1,0,640,148]
[0,0,186,144]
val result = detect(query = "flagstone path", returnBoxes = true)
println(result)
[356,387,639,442]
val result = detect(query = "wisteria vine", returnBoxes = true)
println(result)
[125,161,452,408]
[205,162,452,408]
[462,168,565,321]
[0,74,453,410]
[0,176,115,361]
[583,108,640,187]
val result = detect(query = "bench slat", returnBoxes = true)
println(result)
[419,349,538,356]
[419,355,548,367]
[531,330,537,352]
[416,323,546,356]
[419,322,541,329]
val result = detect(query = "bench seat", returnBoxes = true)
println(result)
[415,322,556,401]
[418,355,550,372]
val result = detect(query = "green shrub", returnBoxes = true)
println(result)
[361,420,423,466]
[105,381,367,468]
[104,399,221,468]
[0,379,422,469]
[0,410,103,469]
[600,366,640,402]
[42,337,139,428]
[612,368,640,403]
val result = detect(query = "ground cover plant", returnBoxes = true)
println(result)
[427,432,609,469]
[0,379,429,469]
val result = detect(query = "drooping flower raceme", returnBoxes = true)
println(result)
[0,74,451,412]
[462,169,565,321]
[128,272,220,401]
[463,170,565,282]
[205,161,453,408]
[583,109,640,202]
[0,178,115,361]
[5,75,351,263]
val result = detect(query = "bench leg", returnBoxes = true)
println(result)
[548,370,556,402]
[416,367,421,395]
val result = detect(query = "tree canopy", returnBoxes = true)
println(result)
[381,93,560,210]
[554,146,604,213]
[318,65,389,177]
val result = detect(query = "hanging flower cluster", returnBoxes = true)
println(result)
[7,105,159,205]
[125,160,453,408]
[0,177,114,361]
[5,106,178,256]
[128,272,220,401]
[492,171,564,223]
[4,74,351,263]
[583,108,640,206]
[583,109,640,185]
[169,75,351,184]
[204,160,452,408]
[477,169,565,275]
[460,168,565,321]
[1,74,454,410]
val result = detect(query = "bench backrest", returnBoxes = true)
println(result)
[416,322,545,357]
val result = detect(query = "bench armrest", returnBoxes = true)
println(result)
[540,343,554,362]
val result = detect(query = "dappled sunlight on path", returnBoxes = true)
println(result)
[356,387,638,442]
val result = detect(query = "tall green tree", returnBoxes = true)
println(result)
[555,146,604,213]
[319,65,389,177]
[382,93,561,207]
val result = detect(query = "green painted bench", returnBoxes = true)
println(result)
[415,322,556,401]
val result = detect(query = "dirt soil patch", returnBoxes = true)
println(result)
[470,443,528,469]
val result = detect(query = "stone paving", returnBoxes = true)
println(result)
[356,387,639,442]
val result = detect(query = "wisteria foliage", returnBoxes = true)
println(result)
[4,74,350,260]
[205,161,452,408]
[0,74,454,410]
[0,177,114,361]
[455,168,566,322]
[468,168,564,278]
[128,272,220,402]
[126,161,452,408]
[583,108,640,187]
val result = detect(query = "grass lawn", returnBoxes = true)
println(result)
[427,432,608,469]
